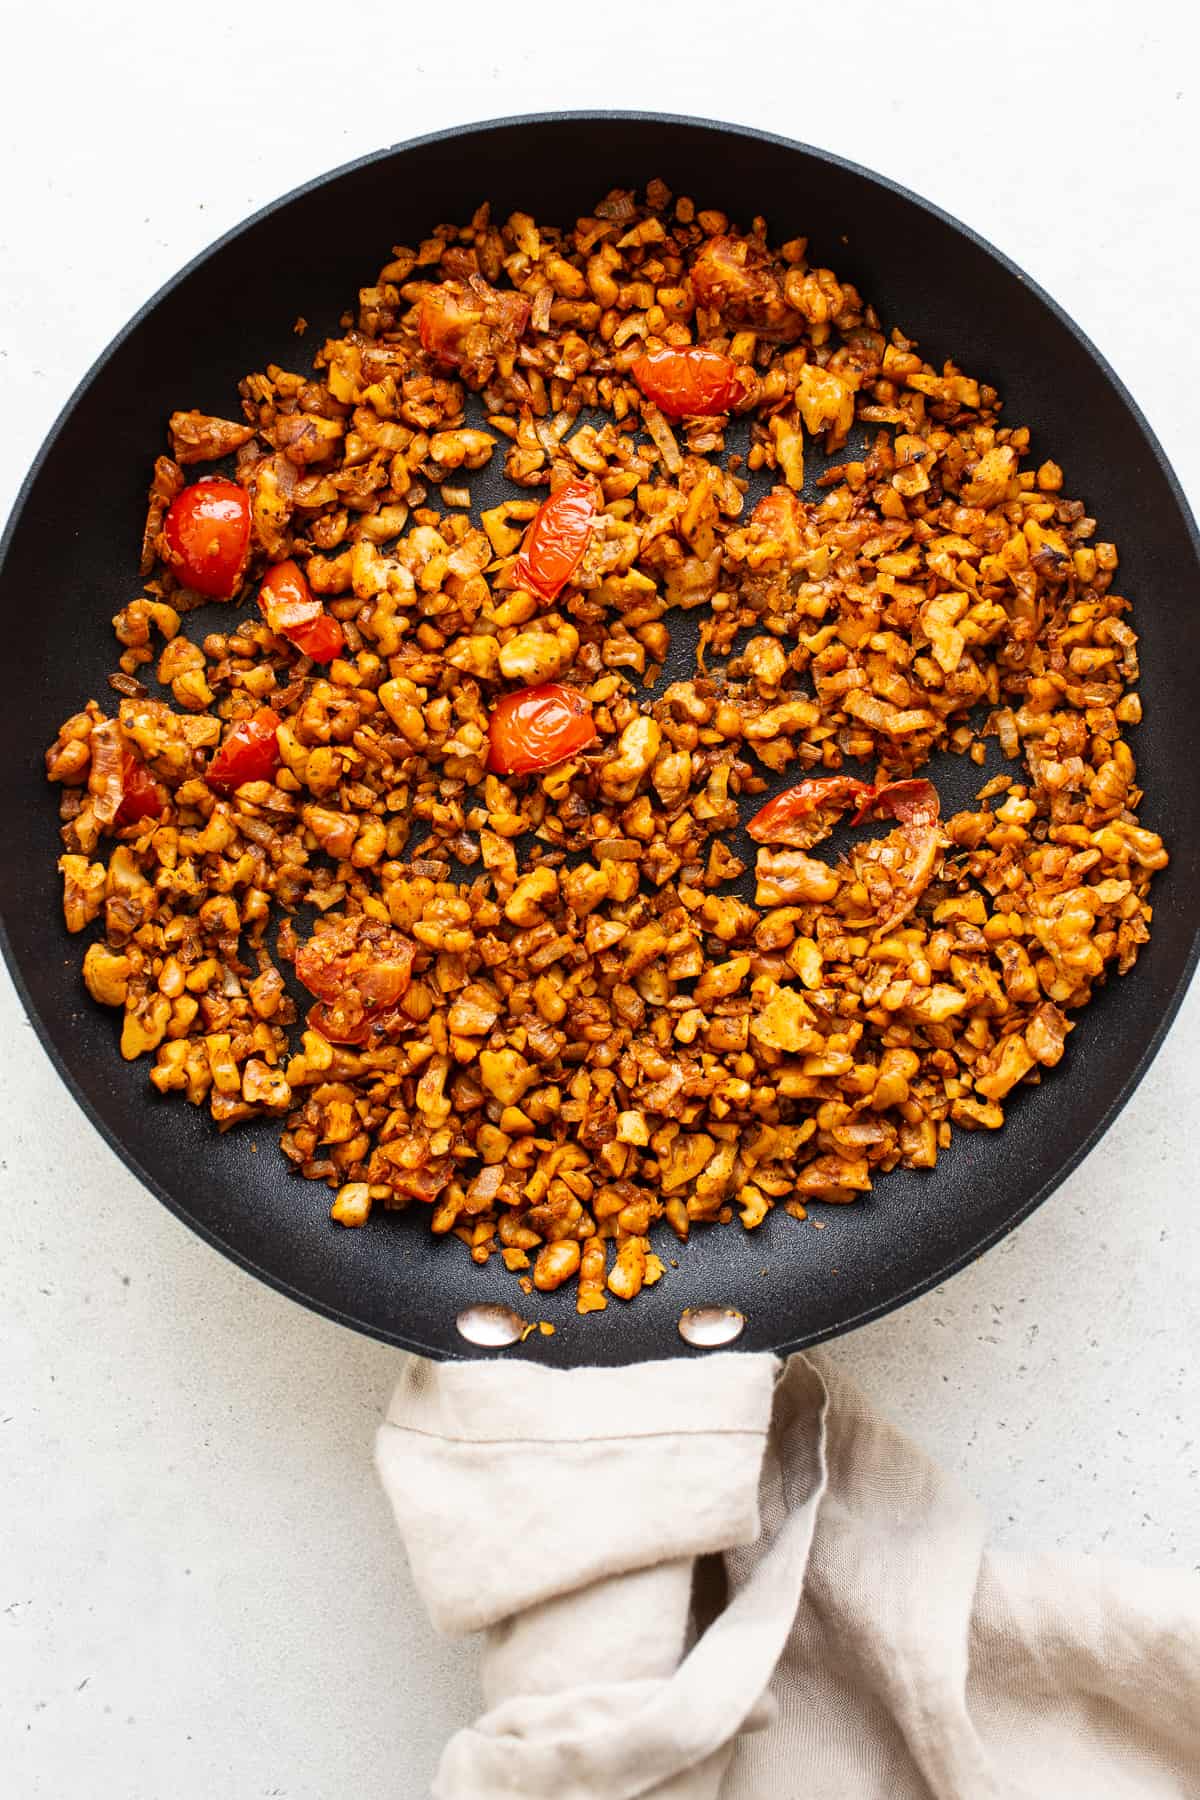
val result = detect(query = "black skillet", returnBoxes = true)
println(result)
[2,114,1197,1365]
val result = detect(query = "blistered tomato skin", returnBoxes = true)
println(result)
[487,683,598,775]
[287,610,344,662]
[206,708,282,795]
[114,753,165,827]
[852,778,940,826]
[162,477,251,598]
[294,928,413,1007]
[631,346,748,419]
[512,483,596,601]
[258,559,319,632]
[258,560,345,663]
[747,777,874,844]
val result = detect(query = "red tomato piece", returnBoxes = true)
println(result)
[353,954,414,1009]
[287,610,345,662]
[631,347,748,420]
[512,483,596,601]
[114,752,165,827]
[162,477,251,598]
[305,999,408,1047]
[257,560,345,663]
[746,777,873,846]
[258,558,320,632]
[305,1000,361,1044]
[487,683,597,776]
[851,778,940,827]
[206,708,282,795]
[297,918,416,1045]
[295,920,414,1006]
[293,933,351,1003]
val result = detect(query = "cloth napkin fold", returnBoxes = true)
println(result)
[376,1350,1200,1799]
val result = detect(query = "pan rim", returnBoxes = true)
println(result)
[2,110,1198,1360]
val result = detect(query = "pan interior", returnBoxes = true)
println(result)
[2,115,1197,1365]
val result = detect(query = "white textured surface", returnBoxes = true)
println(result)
[1,4,1197,1795]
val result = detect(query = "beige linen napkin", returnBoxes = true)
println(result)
[375,1351,1200,1799]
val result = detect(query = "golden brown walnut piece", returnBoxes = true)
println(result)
[168,410,256,465]
[44,178,1167,1315]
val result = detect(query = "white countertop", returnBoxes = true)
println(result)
[2,4,1197,1794]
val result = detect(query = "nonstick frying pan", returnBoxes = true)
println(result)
[2,114,1197,1366]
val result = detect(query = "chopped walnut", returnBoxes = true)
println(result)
[169,410,256,465]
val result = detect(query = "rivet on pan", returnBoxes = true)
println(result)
[678,1306,745,1348]
[456,1304,528,1348]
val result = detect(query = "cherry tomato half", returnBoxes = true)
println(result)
[747,775,942,845]
[162,477,251,598]
[851,778,940,827]
[746,777,874,845]
[206,708,282,795]
[487,683,597,776]
[287,610,344,662]
[306,999,408,1047]
[294,920,414,1007]
[293,935,350,1003]
[258,560,345,663]
[512,482,596,601]
[114,752,165,827]
[258,558,319,632]
[631,347,748,420]
[296,918,416,1045]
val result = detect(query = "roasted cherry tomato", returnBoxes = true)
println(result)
[206,707,282,795]
[258,558,319,632]
[294,921,414,1007]
[296,918,416,1045]
[162,477,251,598]
[631,347,748,419]
[293,941,348,1004]
[487,682,597,776]
[258,560,345,663]
[746,777,873,845]
[287,610,344,662]
[114,752,165,827]
[852,778,940,827]
[512,482,596,601]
